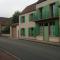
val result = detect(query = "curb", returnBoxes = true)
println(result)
[19,38,60,47]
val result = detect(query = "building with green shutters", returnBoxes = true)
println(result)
[19,0,60,43]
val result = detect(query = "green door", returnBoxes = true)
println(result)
[44,26,49,41]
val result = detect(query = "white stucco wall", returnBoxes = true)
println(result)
[19,11,36,38]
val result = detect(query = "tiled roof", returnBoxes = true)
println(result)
[20,0,46,15]
[0,17,10,25]
[0,17,10,22]
[21,3,37,15]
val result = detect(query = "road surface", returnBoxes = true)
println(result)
[0,37,60,60]
[0,51,16,60]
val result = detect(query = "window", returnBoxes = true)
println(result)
[21,16,25,23]
[50,3,55,17]
[39,7,43,19]
[21,28,25,36]
[29,28,34,36]
[29,13,33,21]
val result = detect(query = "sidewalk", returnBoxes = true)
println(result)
[19,38,60,47]
[0,51,16,60]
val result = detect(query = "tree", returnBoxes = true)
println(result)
[12,11,20,24]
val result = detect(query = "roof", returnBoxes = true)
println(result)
[0,17,8,21]
[0,17,10,25]
[37,0,46,4]
[20,2,37,15]
[20,0,46,15]
[0,17,10,22]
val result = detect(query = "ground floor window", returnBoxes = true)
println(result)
[29,27,35,36]
[21,28,25,36]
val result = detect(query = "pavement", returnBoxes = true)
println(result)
[0,51,16,60]
[21,38,60,47]
[0,37,60,60]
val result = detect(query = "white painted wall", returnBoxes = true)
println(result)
[19,11,36,38]
[19,0,60,42]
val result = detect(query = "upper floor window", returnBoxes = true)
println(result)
[39,7,43,19]
[29,13,34,21]
[50,3,55,17]
[21,16,25,23]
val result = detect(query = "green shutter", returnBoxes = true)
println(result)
[35,23,40,36]
[33,11,39,21]
[29,13,34,21]
[53,2,59,17]
[28,27,36,37]
[37,9,40,20]
[55,20,59,36]
[45,6,50,18]
[21,28,25,36]
[33,27,36,37]
[42,6,46,19]
[42,6,50,19]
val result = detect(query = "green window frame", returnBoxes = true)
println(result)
[21,16,25,23]
[29,27,35,36]
[29,13,34,21]
[21,28,25,36]
[39,7,43,19]
[50,3,55,17]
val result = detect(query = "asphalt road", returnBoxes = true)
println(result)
[0,37,60,60]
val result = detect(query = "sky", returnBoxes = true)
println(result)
[0,0,38,18]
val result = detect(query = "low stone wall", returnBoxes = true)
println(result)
[49,37,60,43]
[36,36,43,41]
[1,34,10,37]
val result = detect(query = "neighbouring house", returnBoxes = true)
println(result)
[0,17,10,35]
[18,0,60,43]
[10,23,19,38]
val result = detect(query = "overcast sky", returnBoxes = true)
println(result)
[0,0,38,18]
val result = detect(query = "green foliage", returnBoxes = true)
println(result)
[12,11,20,24]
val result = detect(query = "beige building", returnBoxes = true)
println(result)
[18,0,60,43]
